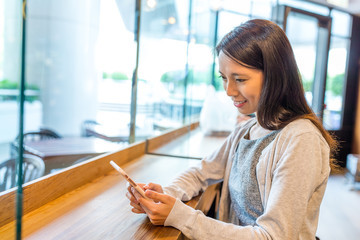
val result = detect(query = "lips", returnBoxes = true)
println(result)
[233,100,247,108]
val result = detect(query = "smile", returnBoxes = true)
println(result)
[233,100,247,108]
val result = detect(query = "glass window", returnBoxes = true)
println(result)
[323,37,350,130]
[222,0,251,15]
[136,0,190,136]
[279,0,329,16]
[96,0,136,142]
[10,0,134,178]
[331,9,352,37]
[186,0,214,124]
[286,12,318,106]
[251,0,275,19]
[218,11,249,41]
[0,1,22,235]
[0,0,22,194]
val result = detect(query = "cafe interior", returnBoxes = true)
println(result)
[0,0,359,239]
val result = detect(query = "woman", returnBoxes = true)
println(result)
[126,19,337,240]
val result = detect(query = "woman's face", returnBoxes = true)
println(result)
[218,51,264,115]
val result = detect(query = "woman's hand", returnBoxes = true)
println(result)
[138,189,176,225]
[126,182,165,214]
[126,182,176,225]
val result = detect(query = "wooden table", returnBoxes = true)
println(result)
[0,155,219,240]
[24,137,123,174]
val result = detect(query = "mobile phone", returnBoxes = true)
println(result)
[110,161,150,200]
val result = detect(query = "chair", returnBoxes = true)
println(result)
[23,128,62,141]
[10,128,62,157]
[0,154,45,191]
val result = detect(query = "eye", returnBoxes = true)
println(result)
[219,75,227,81]
[235,78,246,82]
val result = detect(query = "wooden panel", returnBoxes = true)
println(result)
[0,141,146,227]
[0,155,212,240]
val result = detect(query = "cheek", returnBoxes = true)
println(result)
[222,81,227,91]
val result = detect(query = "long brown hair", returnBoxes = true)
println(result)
[216,19,338,165]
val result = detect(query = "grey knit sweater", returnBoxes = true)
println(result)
[163,118,330,240]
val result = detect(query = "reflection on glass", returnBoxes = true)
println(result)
[323,37,350,130]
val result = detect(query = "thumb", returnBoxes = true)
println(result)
[145,190,170,204]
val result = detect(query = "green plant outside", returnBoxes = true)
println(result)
[0,79,40,102]
[103,72,129,81]
[301,73,344,97]
[327,73,344,96]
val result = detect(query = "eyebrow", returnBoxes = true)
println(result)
[219,71,249,77]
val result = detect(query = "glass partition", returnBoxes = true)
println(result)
[0,0,22,236]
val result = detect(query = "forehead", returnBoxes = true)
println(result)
[218,51,259,75]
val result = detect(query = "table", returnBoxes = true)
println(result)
[24,137,123,174]
[0,155,219,240]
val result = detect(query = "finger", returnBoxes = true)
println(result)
[127,183,136,200]
[131,207,146,214]
[130,201,144,212]
[126,192,139,205]
[144,190,171,204]
[144,182,163,193]
[131,187,143,200]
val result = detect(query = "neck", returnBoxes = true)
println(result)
[249,118,272,140]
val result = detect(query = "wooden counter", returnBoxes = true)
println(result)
[0,123,224,240]
[0,154,220,240]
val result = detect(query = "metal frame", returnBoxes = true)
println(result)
[129,0,142,144]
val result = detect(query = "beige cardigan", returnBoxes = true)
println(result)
[164,118,330,240]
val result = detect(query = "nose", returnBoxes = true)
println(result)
[224,79,238,97]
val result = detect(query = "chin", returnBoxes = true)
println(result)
[237,109,254,116]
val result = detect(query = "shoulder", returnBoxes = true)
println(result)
[282,118,322,136]
[277,118,329,148]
